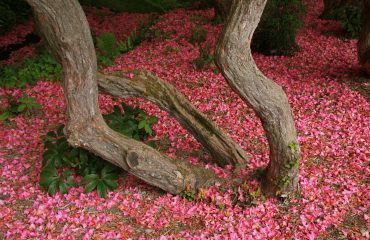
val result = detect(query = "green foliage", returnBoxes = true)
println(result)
[181,189,196,201]
[95,17,157,67]
[0,3,16,35]
[190,25,207,45]
[192,42,214,70]
[82,165,119,198]
[0,0,32,35]
[252,0,304,56]
[0,95,41,121]
[41,124,121,198]
[40,104,158,197]
[79,0,163,13]
[104,102,158,140]
[0,52,63,88]
[146,0,180,11]
[79,0,213,13]
[336,5,362,38]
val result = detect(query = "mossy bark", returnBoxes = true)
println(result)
[98,71,248,167]
[26,0,217,194]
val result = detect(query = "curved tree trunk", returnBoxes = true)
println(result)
[26,0,220,194]
[358,0,370,76]
[216,0,300,197]
[98,71,248,167]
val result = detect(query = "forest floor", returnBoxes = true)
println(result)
[0,0,369,239]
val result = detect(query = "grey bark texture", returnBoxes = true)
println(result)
[98,71,248,167]
[26,0,301,197]
[216,0,300,197]
[358,0,370,76]
[26,0,218,194]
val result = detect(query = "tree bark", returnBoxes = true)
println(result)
[97,71,248,167]
[358,0,370,76]
[216,0,300,197]
[26,0,218,194]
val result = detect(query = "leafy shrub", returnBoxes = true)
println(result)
[192,42,214,70]
[79,0,213,12]
[95,17,157,67]
[104,102,158,139]
[0,3,16,35]
[0,1,32,35]
[146,0,180,11]
[40,103,158,197]
[336,5,362,38]
[190,25,207,45]
[0,52,63,88]
[252,0,304,56]
[79,0,163,13]
[0,95,42,121]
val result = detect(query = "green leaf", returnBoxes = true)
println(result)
[82,174,99,183]
[0,111,14,121]
[45,131,57,140]
[84,180,98,194]
[17,104,26,112]
[97,181,107,198]
[57,125,65,136]
[40,167,58,179]
[144,124,153,135]
[66,176,77,187]
[59,181,68,194]
[122,102,134,116]
[102,173,119,181]
[103,178,118,190]
[138,120,146,129]
[101,164,117,176]
[40,167,58,189]
[146,140,157,148]
[148,116,158,125]
[47,180,58,196]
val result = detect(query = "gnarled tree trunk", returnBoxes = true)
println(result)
[97,71,248,167]
[216,0,300,197]
[26,0,227,194]
[358,0,370,76]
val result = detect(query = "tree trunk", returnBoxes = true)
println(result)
[97,71,248,167]
[358,0,370,76]
[216,0,300,197]
[26,0,218,194]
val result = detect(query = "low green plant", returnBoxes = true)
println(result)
[40,103,158,197]
[0,51,63,88]
[0,3,16,35]
[104,102,158,139]
[96,17,157,67]
[0,95,42,121]
[0,0,32,35]
[252,0,304,56]
[190,25,207,45]
[336,5,362,38]
[146,0,180,11]
[192,42,214,70]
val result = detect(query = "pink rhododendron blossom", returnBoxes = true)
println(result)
[0,0,369,239]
